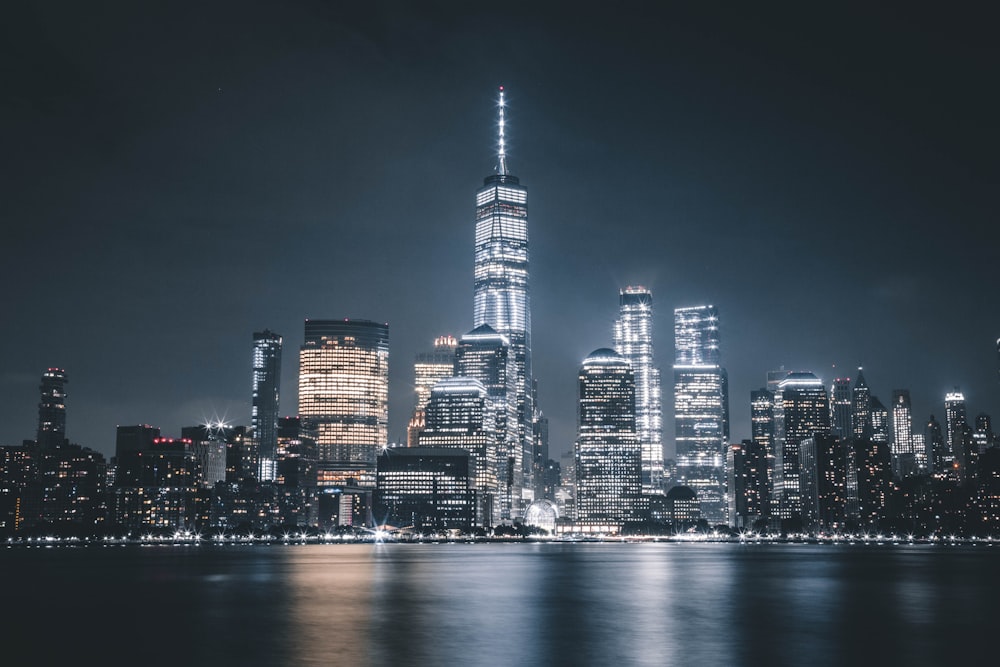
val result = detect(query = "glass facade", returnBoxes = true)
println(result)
[613,286,663,494]
[298,319,389,467]
[575,349,641,529]
[251,330,282,481]
[417,377,498,526]
[407,335,458,447]
[455,325,519,519]
[473,88,532,508]
[773,372,830,519]
[673,305,729,524]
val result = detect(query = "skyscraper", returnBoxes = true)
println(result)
[455,324,519,518]
[473,87,533,505]
[891,389,915,477]
[407,335,457,447]
[773,371,830,520]
[945,390,967,478]
[852,368,872,439]
[417,376,499,526]
[36,368,68,449]
[575,348,641,530]
[298,319,389,468]
[613,286,663,494]
[673,305,729,524]
[830,377,852,439]
[251,330,282,481]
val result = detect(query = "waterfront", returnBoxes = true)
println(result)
[4,542,997,666]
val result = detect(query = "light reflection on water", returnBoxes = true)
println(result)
[4,542,998,666]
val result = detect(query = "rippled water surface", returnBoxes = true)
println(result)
[5,542,997,666]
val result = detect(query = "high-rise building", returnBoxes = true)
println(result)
[613,286,663,494]
[852,368,872,440]
[417,377,499,526]
[926,414,948,477]
[575,349,641,531]
[251,330,282,481]
[407,335,457,447]
[798,434,847,531]
[298,319,389,467]
[36,368,68,449]
[773,371,830,520]
[870,396,890,445]
[455,324,519,518]
[728,439,770,529]
[891,390,915,477]
[673,305,729,524]
[945,391,967,476]
[473,87,533,504]
[830,377,852,439]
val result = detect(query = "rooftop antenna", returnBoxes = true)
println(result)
[497,86,508,176]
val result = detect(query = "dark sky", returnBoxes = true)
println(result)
[2,1,997,461]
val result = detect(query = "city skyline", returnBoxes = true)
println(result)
[2,3,998,461]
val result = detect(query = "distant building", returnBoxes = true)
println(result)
[36,368,68,450]
[575,348,641,532]
[298,319,389,467]
[891,390,916,478]
[417,377,499,526]
[455,324,519,519]
[830,377,852,439]
[613,286,664,494]
[728,439,769,529]
[375,447,475,532]
[673,305,729,524]
[251,330,283,481]
[798,434,847,531]
[407,335,457,447]
[773,371,830,520]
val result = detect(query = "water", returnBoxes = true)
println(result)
[3,542,997,666]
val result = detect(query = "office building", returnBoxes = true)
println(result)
[408,335,457,447]
[375,447,475,532]
[473,87,533,502]
[455,324,519,518]
[830,377,852,439]
[575,348,641,531]
[417,377,499,526]
[891,390,915,477]
[298,319,389,466]
[673,305,729,524]
[36,368,68,450]
[251,330,282,481]
[945,391,967,477]
[773,371,830,519]
[798,434,847,531]
[613,286,664,494]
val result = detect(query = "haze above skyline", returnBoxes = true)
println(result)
[2,2,997,460]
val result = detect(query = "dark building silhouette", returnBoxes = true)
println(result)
[36,368,68,450]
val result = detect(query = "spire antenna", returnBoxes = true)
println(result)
[497,86,508,175]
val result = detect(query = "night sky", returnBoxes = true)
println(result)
[2,2,997,461]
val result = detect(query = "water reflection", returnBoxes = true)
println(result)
[4,542,999,666]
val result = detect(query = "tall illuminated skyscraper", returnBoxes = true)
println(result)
[945,390,968,477]
[891,389,915,476]
[455,324,518,519]
[830,377,852,439]
[473,86,532,505]
[37,368,68,450]
[673,305,729,524]
[575,348,641,530]
[298,319,389,467]
[613,286,663,494]
[773,371,830,519]
[407,335,458,447]
[251,330,282,481]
